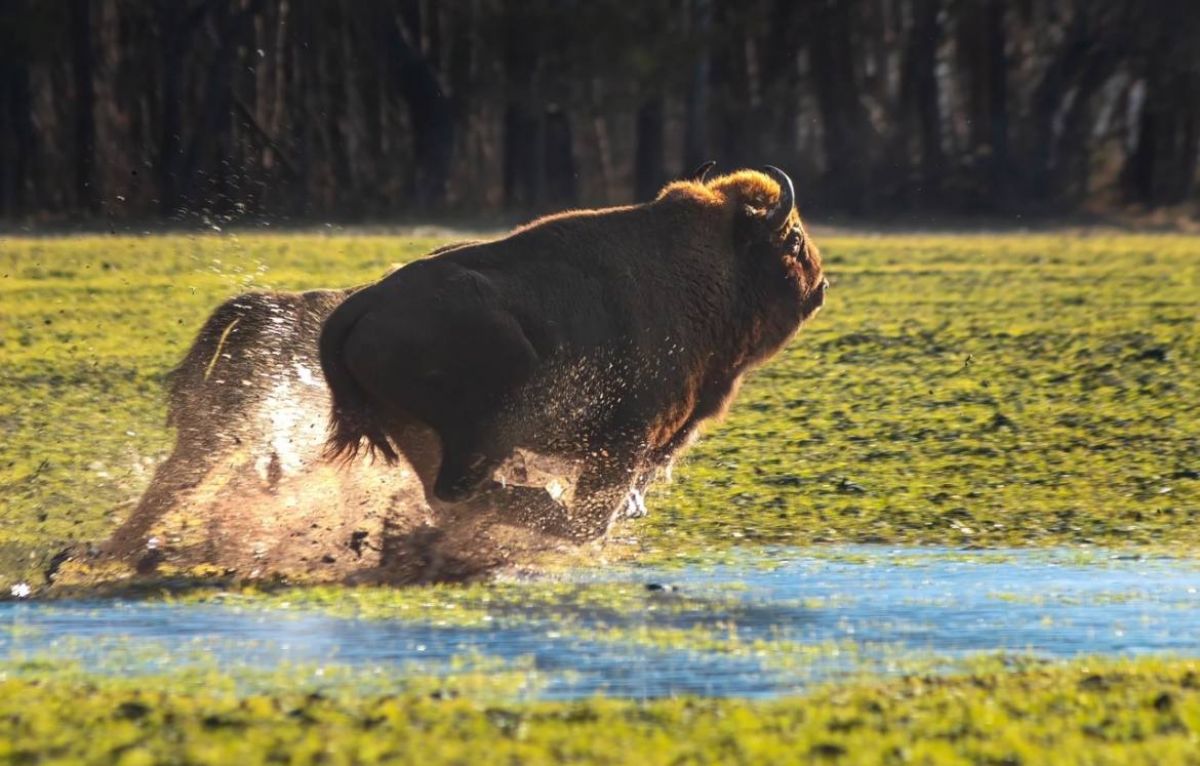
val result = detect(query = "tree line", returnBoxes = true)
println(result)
[0,0,1196,225]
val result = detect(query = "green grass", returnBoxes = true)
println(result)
[646,234,1200,553]
[0,235,446,581]
[2,231,1199,763]
[3,656,1200,764]
[1,232,1198,582]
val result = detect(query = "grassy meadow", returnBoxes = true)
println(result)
[1,230,1199,763]
[3,655,1200,764]
[1,231,1197,575]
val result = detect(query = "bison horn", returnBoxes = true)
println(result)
[688,160,717,183]
[762,165,795,231]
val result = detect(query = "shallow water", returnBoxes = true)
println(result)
[4,547,1200,699]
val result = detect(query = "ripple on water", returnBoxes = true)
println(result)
[3,547,1200,699]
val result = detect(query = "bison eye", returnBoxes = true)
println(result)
[786,227,806,259]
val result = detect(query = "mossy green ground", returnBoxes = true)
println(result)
[2,232,1197,579]
[2,232,1199,762]
[3,656,1200,764]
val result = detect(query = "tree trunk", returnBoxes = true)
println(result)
[1121,0,1200,206]
[984,0,1008,193]
[70,0,98,212]
[1123,69,1200,205]
[681,0,712,172]
[808,0,876,212]
[0,56,35,215]
[954,0,1010,207]
[1049,51,1121,203]
[906,0,943,200]
[1026,8,1101,202]
[503,103,539,210]
[156,1,208,216]
[391,6,454,210]
[634,98,665,201]
[763,0,805,169]
[543,105,576,207]
[501,3,541,210]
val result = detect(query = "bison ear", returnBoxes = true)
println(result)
[686,160,716,184]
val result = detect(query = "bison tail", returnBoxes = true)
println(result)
[318,293,400,464]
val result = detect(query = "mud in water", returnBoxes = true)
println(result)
[59,291,584,588]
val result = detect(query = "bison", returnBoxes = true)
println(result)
[319,166,827,542]
[100,288,352,564]
[101,242,482,575]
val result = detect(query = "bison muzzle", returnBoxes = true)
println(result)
[319,166,826,542]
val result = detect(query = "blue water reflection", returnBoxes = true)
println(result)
[3,547,1199,698]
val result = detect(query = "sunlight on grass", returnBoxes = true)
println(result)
[2,655,1199,764]
[0,232,1197,583]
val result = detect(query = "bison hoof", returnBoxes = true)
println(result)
[623,488,648,519]
[433,484,474,503]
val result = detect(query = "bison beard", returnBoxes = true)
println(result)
[320,167,827,542]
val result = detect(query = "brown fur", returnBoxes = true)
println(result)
[99,280,580,584]
[319,169,826,541]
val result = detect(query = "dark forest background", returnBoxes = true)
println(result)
[1,0,1198,225]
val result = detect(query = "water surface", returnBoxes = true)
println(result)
[4,547,1198,698]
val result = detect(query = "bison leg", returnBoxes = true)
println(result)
[432,425,512,502]
[433,450,502,502]
[483,480,614,543]
[492,484,574,530]
[427,441,648,542]
[560,455,643,542]
[454,454,638,543]
[622,486,648,519]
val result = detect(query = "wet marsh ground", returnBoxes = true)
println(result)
[1,230,1199,762]
[6,548,1200,699]
[4,655,1200,764]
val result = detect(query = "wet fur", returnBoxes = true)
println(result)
[319,171,825,539]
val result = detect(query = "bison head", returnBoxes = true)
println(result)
[755,165,826,321]
[694,166,827,345]
[661,165,826,329]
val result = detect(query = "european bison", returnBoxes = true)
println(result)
[102,243,482,573]
[319,166,827,541]
[101,288,352,564]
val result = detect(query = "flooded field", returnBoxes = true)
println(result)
[1,232,1198,762]
[6,547,1200,699]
